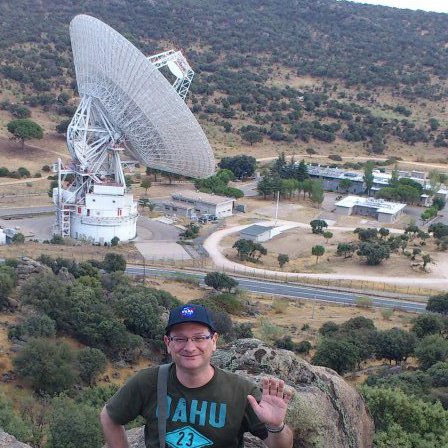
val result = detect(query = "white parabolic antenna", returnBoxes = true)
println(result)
[69,14,214,177]
[53,14,215,243]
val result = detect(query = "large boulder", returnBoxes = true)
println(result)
[0,431,32,448]
[212,339,374,448]
[110,339,374,448]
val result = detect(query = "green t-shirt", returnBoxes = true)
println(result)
[106,364,268,448]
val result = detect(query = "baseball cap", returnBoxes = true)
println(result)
[165,304,216,334]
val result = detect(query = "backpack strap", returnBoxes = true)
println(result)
[157,363,172,448]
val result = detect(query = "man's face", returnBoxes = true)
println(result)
[164,322,218,372]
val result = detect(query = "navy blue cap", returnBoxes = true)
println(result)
[165,304,216,334]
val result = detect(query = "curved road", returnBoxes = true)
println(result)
[203,219,448,289]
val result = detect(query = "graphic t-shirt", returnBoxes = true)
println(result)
[106,364,268,448]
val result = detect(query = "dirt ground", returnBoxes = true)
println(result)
[221,222,444,279]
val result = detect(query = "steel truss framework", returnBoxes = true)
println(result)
[55,15,215,237]
[69,14,214,179]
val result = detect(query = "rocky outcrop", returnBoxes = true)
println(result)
[111,339,374,448]
[15,257,52,285]
[0,431,31,448]
[212,339,374,448]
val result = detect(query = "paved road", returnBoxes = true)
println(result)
[126,265,426,313]
[0,205,54,218]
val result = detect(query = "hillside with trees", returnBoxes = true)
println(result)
[1,0,448,160]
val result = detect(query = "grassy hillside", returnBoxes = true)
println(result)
[0,0,448,162]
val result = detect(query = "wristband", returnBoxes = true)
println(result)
[266,422,285,433]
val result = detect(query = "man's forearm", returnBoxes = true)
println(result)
[100,406,130,448]
[264,424,293,448]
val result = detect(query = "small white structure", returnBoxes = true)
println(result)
[335,196,406,223]
[171,191,235,218]
[0,229,6,245]
[435,187,448,202]
[63,183,138,243]
[239,225,275,243]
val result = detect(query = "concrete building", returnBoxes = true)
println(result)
[161,200,196,219]
[307,164,432,206]
[170,191,235,218]
[239,225,275,243]
[65,183,138,244]
[335,196,406,223]
[307,166,365,194]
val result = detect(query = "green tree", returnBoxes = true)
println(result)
[56,118,71,134]
[233,239,252,260]
[20,273,69,326]
[78,347,107,385]
[357,241,390,265]
[7,119,43,150]
[336,242,357,258]
[433,197,446,211]
[310,219,328,234]
[241,129,263,145]
[375,328,416,364]
[14,339,77,394]
[47,396,103,448]
[415,334,448,370]
[310,180,324,207]
[0,272,14,310]
[257,176,274,199]
[338,178,352,193]
[319,321,340,337]
[0,393,32,443]
[204,272,238,292]
[12,232,25,244]
[311,245,325,264]
[427,293,448,315]
[361,386,448,446]
[428,362,448,387]
[422,254,432,271]
[363,161,374,195]
[312,338,360,374]
[114,290,163,340]
[412,314,445,339]
[22,314,56,338]
[277,254,289,268]
[110,236,120,247]
[218,155,257,179]
[103,253,126,273]
[322,231,333,243]
[140,176,152,195]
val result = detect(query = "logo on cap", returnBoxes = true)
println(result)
[181,306,194,317]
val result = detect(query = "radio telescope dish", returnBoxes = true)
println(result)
[53,14,215,243]
[68,14,215,179]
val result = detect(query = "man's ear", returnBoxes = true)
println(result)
[212,332,218,351]
[164,335,171,354]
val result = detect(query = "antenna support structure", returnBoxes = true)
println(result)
[53,15,214,243]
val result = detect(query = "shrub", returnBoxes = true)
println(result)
[47,397,103,448]
[355,296,373,309]
[78,347,108,386]
[22,314,56,338]
[13,339,78,394]
[272,298,289,314]
[258,317,283,342]
[296,340,312,354]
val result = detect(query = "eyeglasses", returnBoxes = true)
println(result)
[169,334,213,346]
